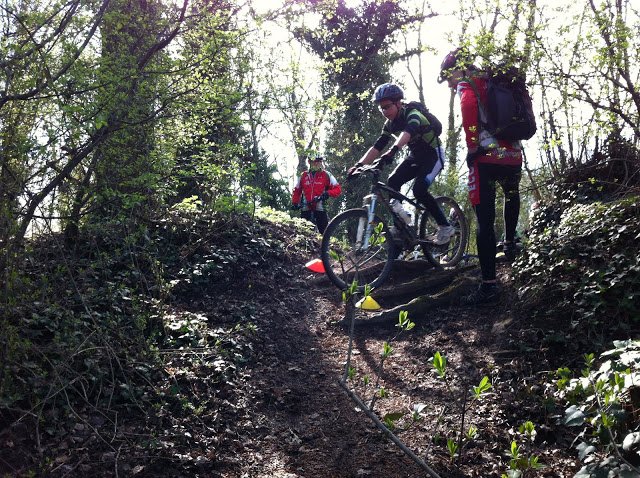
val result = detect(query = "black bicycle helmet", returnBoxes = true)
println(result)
[372,83,404,103]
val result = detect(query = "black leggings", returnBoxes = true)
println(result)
[302,210,329,234]
[387,150,448,225]
[473,163,521,281]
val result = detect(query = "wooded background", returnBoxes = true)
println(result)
[1,0,638,258]
[1,2,640,476]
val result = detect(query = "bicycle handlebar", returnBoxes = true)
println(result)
[295,194,327,208]
[347,161,384,180]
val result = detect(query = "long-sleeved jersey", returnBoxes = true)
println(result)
[373,104,441,154]
[291,169,341,211]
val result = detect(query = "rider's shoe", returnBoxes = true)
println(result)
[502,241,518,263]
[462,283,500,306]
[434,225,455,245]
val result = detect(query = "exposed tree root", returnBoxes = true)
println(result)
[372,264,476,300]
[347,269,479,327]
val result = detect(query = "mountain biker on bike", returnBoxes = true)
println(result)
[292,156,342,233]
[438,48,523,304]
[347,82,455,245]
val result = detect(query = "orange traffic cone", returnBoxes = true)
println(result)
[305,258,325,273]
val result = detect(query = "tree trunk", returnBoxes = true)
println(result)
[92,0,163,220]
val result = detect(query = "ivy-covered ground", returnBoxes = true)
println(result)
[1,194,639,477]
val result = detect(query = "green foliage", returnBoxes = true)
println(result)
[242,156,290,210]
[432,351,447,379]
[0,317,32,407]
[0,209,308,474]
[256,206,316,232]
[343,308,420,433]
[555,340,640,475]
[447,438,459,461]
[430,351,493,465]
[342,279,360,304]
[161,210,300,299]
[396,310,415,332]
[514,193,640,331]
[381,341,392,359]
[0,0,259,252]
[383,411,403,430]
[171,195,203,213]
[501,422,544,477]
[519,420,536,440]
[473,376,492,398]
[368,222,386,248]
[0,224,170,419]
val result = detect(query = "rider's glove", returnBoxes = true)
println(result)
[380,145,399,165]
[347,164,360,177]
[312,192,329,203]
[291,203,301,210]
[371,158,384,171]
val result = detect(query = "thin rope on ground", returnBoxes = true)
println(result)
[339,295,442,478]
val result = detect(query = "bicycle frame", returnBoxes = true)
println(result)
[358,170,423,251]
[320,166,469,291]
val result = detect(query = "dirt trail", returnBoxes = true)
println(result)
[210,250,580,478]
[1,218,582,478]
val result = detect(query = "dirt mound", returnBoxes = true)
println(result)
[149,212,583,477]
[1,212,584,477]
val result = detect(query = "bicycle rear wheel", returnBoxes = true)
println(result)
[321,208,397,291]
[418,196,468,267]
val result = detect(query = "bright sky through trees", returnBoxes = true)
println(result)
[248,1,467,185]
[250,0,595,182]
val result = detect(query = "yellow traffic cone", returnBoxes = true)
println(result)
[356,295,381,311]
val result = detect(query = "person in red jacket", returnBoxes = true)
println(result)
[438,48,523,304]
[291,156,342,233]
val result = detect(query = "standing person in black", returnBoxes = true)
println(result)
[348,83,455,245]
[438,49,523,304]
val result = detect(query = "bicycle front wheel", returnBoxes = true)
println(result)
[418,196,468,267]
[321,208,396,291]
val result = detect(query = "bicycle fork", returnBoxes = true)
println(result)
[355,194,377,250]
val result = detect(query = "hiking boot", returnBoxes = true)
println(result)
[462,283,500,306]
[434,225,455,245]
[503,242,517,262]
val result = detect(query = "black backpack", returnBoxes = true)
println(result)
[470,65,537,141]
[405,101,443,137]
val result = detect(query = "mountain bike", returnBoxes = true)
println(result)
[320,164,469,291]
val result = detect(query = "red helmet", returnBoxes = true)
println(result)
[437,48,468,83]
